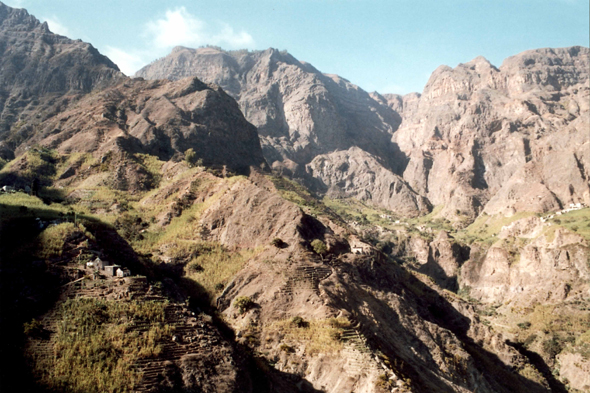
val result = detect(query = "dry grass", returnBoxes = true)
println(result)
[267,317,351,355]
[32,222,82,259]
[134,153,164,187]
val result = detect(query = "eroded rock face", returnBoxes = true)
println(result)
[461,218,590,305]
[306,147,431,217]
[392,47,590,222]
[136,47,404,170]
[135,47,415,213]
[0,4,124,158]
[137,45,589,224]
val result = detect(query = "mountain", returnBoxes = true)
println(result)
[0,4,266,184]
[392,48,589,222]
[0,3,124,160]
[135,47,432,217]
[1,2,589,392]
[137,46,590,226]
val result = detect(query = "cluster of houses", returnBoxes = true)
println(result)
[540,202,586,222]
[86,257,130,278]
[1,185,33,194]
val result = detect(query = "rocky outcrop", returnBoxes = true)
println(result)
[135,47,413,213]
[136,47,404,170]
[306,147,431,217]
[0,3,124,158]
[460,217,590,305]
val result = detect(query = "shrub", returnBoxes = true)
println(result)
[187,262,204,273]
[184,148,197,167]
[523,334,538,348]
[517,321,532,330]
[214,283,224,291]
[311,239,327,256]
[23,319,44,337]
[279,344,295,353]
[271,238,286,248]
[376,373,393,389]
[234,296,254,314]
[542,336,564,358]
[291,316,308,328]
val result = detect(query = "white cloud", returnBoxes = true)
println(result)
[145,7,254,50]
[103,46,148,76]
[101,7,254,77]
[42,16,70,37]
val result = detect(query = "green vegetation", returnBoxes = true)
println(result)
[23,319,44,337]
[323,197,398,229]
[33,222,94,259]
[457,211,536,245]
[32,298,172,393]
[134,153,164,187]
[271,238,285,248]
[547,208,590,242]
[184,244,259,300]
[290,316,308,328]
[269,176,343,223]
[234,296,254,314]
[311,239,327,256]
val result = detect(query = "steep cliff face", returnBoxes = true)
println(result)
[136,47,404,172]
[461,216,590,306]
[0,3,124,158]
[392,47,589,222]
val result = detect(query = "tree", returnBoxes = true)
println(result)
[311,239,327,256]
[184,148,196,167]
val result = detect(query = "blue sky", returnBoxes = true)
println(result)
[4,0,589,94]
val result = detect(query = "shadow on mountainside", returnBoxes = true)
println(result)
[506,340,568,393]
[324,252,554,393]
[0,202,325,393]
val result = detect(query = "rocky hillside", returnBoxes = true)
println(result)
[134,47,427,215]
[0,3,266,186]
[137,45,589,226]
[0,3,124,160]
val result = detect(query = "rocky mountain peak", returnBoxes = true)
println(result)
[0,2,43,31]
[0,2,124,158]
[500,46,589,93]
